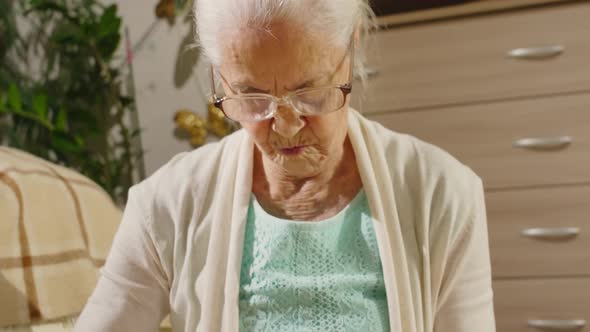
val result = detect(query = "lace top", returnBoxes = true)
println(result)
[238,189,391,331]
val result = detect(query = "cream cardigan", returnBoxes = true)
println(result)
[75,109,495,332]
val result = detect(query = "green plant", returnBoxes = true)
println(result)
[0,0,142,203]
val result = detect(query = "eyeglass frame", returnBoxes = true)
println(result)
[209,38,355,122]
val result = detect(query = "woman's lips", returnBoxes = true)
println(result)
[280,146,306,156]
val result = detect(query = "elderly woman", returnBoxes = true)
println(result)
[75,0,495,331]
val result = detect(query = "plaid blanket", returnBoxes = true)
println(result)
[0,147,122,327]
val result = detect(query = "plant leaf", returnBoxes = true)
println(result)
[51,132,82,153]
[98,5,120,37]
[55,107,68,131]
[119,95,133,107]
[0,93,6,113]
[130,128,143,137]
[74,134,85,147]
[8,83,22,112]
[53,27,84,45]
[26,0,76,25]
[33,93,48,120]
[175,0,189,11]
[97,4,121,58]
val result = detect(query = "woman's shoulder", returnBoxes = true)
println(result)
[365,117,481,192]
[365,118,484,233]
[129,129,247,216]
[404,134,484,225]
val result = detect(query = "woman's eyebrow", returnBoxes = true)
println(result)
[229,70,332,93]
[231,82,270,93]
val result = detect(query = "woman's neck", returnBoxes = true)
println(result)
[252,137,362,221]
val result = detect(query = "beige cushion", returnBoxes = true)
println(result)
[0,147,122,327]
[0,317,75,332]
[0,317,172,332]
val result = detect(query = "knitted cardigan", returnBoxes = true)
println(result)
[75,109,496,332]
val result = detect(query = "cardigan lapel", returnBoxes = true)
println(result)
[347,109,418,332]
[221,132,254,332]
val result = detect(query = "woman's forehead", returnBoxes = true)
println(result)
[219,25,345,90]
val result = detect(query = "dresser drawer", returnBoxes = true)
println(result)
[352,1,590,114]
[494,278,590,332]
[486,185,590,278]
[367,93,590,189]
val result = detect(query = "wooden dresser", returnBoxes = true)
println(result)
[353,1,590,331]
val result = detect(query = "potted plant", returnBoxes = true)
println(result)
[0,0,143,204]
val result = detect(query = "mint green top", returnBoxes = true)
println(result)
[238,189,391,331]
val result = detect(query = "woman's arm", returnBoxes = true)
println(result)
[433,178,496,332]
[74,188,170,332]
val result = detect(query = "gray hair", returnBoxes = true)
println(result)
[193,0,376,84]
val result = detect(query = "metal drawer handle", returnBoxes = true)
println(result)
[508,45,564,59]
[528,319,586,331]
[521,227,580,240]
[513,136,572,151]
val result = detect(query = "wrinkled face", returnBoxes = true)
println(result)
[218,22,352,178]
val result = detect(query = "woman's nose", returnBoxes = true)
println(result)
[271,106,306,138]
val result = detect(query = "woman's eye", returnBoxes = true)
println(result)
[298,93,324,105]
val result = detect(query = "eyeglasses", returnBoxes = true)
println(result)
[210,41,354,123]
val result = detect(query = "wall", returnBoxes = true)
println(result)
[114,1,212,176]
